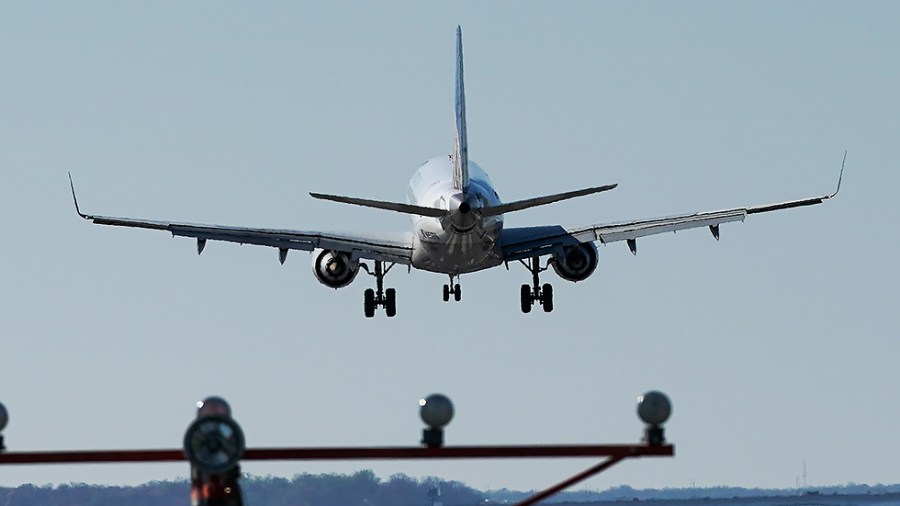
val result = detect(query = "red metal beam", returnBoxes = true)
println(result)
[514,456,627,506]
[0,444,672,465]
[0,449,183,465]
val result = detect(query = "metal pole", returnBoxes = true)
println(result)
[514,455,627,506]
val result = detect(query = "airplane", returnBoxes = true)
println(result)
[69,26,844,318]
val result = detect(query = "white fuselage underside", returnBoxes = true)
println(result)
[407,155,504,274]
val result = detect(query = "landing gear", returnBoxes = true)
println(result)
[520,284,532,313]
[541,283,553,312]
[364,288,376,318]
[361,260,397,318]
[385,288,397,317]
[443,276,461,302]
[518,257,553,313]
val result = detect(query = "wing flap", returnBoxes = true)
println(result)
[592,209,747,243]
[168,223,412,263]
[501,208,747,261]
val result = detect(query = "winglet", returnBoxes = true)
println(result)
[68,172,90,219]
[746,152,847,215]
[829,150,847,199]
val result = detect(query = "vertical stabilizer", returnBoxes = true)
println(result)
[453,25,469,192]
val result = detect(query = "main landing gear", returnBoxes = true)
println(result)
[519,257,553,313]
[443,275,462,302]
[361,260,396,318]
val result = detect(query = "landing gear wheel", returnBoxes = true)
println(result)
[541,283,554,313]
[519,257,556,315]
[385,288,397,317]
[453,283,461,302]
[520,284,532,313]
[443,284,450,302]
[364,288,376,318]
[360,260,399,318]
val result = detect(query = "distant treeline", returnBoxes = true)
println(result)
[488,483,900,503]
[0,470,483,506]
[1,470,899,506]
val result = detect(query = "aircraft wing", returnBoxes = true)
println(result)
[78,214,414,264]
[500,192,837,262]
[501,154,845,261]
[69,176,413,265]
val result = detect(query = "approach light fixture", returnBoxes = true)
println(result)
[420,393,454,448]
[184,414,245,473]
[637,391,672,445]
[197,396,232,418]
[187,396,246,504]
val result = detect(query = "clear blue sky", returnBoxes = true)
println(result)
[2,1,898,492]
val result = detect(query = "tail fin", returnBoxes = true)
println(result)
[453,25,469,192]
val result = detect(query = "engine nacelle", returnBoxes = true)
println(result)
[311,249,360,288]
[550,243,598,282]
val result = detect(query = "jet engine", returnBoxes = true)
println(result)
[311,249,360,288]
[550,243,598,282]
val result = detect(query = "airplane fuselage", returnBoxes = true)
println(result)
[408,155,504,274]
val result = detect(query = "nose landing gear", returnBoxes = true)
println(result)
[519,257,553,313]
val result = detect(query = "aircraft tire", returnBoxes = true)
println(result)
[542,283,554,313]
[520,284,532,313]
[443,284,450,302]
[364,288,376,318]
[385,288,397,317]
[454,284,461,302]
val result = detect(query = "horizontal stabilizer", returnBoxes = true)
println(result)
[310,192,447,218]
[481,184,618,217]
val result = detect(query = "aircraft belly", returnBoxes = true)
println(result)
[412,227,503,274]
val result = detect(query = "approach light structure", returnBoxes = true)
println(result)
[0,391,674,506]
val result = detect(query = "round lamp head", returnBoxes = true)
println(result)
[419,394,454,428]
[0,402,7,431]
[197,396,231,418]
[637,391,672,426]
[183,415,245,473]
